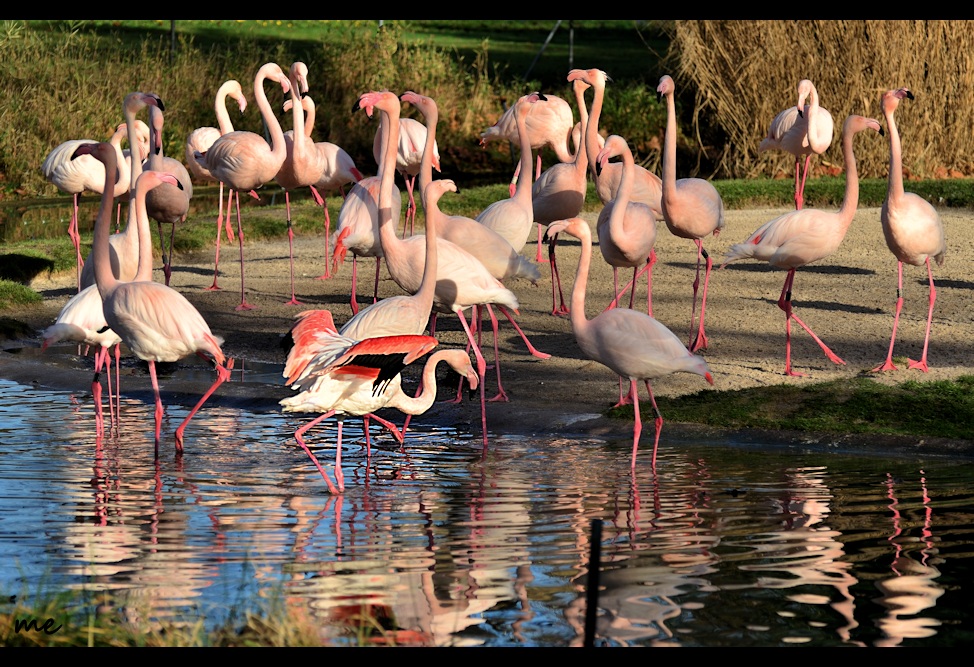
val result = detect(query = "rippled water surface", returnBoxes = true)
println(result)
[1,375,973,647]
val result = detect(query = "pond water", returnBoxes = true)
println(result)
[1,364,974,647]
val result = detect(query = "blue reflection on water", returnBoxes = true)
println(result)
[1,375,974,647]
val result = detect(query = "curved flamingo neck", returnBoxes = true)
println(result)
[837,121,862,222]
[255,66,287,163]
[571,81,589,172]
[512,99,533,199]
[388,350,452,414]
[805,84,830,154]
[123,95,146,197]
[147,105,165,170]
[661,86,678,198]
[287,70,307,150]
[215,81,240,136]
[418,102,439,196]
[884,106,904,203]
[376,95,402,249]
[92,149,120,298]
[585,78,605,176]
[568,220,593,338]
[134,176,156,282]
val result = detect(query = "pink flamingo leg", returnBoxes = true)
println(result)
[643,380,664,470]
[235,190,257,311]
[778,269,845,376]
[484,305,508,402]
[455,309,489,447]
[283,192,303,306]
[873,261,905,372]
[205,182,227,291]
[293,410,341,494]
[70,193,83,291]
[689,243,713,353]
[366,413,405,445]
[907,258,937,372]
[349,256,360,315]
[495,305,551,360]
[536,223,550,263]
[174,357,234,452]
[548,234,569,316]
[402,175,417,238]
[315,191,333,280]
[147,360,165,448]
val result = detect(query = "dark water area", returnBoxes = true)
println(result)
[1,366,973,647]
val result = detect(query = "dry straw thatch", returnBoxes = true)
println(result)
[667,20,974,180]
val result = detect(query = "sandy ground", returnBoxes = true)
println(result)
[4,204,974,452]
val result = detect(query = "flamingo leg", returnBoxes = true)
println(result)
[495,305,551,360]
[350,256,360,315]
[174,357,234,452]
[548,234,569,316]
[316,190,333,280]
[689,243,712,353]
[372,257,381,306]
[484,305,508,402]
[778,269,845,376]
[455,309,489,448]
[536,223,550,263]
[908,257,937,372]
[70,193,83,292]
[92,346,106,438]
[205,181,226,291]
[293,409,341,494]
[873,261,905,372]
[147,360,164,450]
[283,192,303,306]
[644,380,664,470]
[234,190,256,311]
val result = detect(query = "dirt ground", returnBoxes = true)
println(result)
[5,204,974,451]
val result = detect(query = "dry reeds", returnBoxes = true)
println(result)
[666,20,974,180]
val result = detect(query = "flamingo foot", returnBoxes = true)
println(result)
[285,298,304,306]
[785,368,808,378]
[487,390,509,403]
[907,358,929,372]
[235,301,257,311]
[872,359,899,372]
[689,331,708,353]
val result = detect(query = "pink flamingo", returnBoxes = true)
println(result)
[759,79,834,211]
[144,103,194,287]
[281,309,477,494]
[283,93,364,280]
[873,87,946,373]
[74,140,233,452]
[185,79,248,291]
[720,114,883,377]
[42,117,150,291]
[373,114,439,238]
[276,61,330,305]
[475,93,545,256]
[43,168,183,434]
[359,90,537,442]
[196,62,292,311]
[533,77,593,315]
[567,68,663,218]
[657,74,725,353]
[545,217,713,469]
[480,90,574,195]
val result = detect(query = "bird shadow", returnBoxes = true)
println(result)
[716,263,876,277]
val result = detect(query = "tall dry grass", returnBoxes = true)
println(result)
[666,20,974,180]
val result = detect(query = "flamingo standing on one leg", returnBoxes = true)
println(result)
[195,62,292,311]
[185,79,248,291]
[545,217,713,470]
[281,309,476,493]
[759,79,834,211]
[720,114,883,377]
[873,87,946,373]
[657,74,725,352]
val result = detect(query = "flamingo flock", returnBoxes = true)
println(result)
[36,64,948,493]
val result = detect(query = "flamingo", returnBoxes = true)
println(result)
[280,308,477,494]
[544,217,713,469]
[532,77,593,315]
[144,103,194,287]
[73,140,233,451]
[43,169,181,434]
[759,79,834,211]
[657,74,726,353]
[373,114,439,238]
[594,135,658,317]
[283,93,364,280]
[720,114,883,377]
[475,93,546,255]
[567,68,663,218]
[42,118,150,291]
[480,91,574,196]
[195,62,292,311]
[873,87,946,373]
[359,90,538,442]
[275,61,330,306]
[185,79,248,291]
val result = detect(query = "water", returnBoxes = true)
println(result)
[1,368,974,647]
